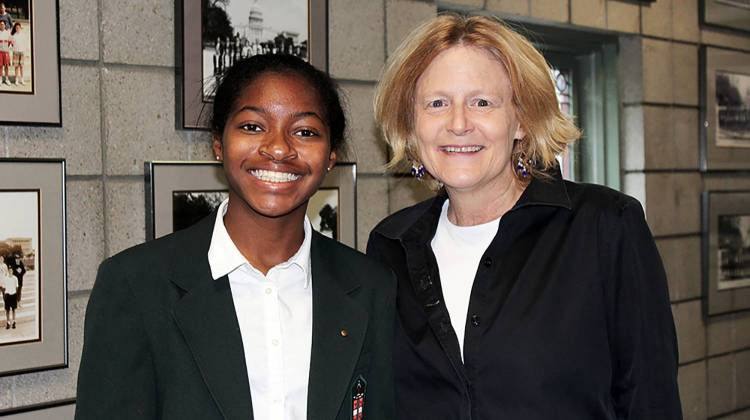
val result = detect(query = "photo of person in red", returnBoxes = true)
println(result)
[0,19,13,85]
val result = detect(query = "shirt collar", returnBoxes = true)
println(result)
[374,167,571,242]
[207,199,312,288]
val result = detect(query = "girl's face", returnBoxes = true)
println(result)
[213,72,336,219]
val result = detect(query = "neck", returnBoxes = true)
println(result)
[223,194,307,275]
[445,172,526,226]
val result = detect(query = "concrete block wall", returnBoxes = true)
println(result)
[0,1,748,418]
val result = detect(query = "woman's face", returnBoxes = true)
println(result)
[414,45,525,194]
[213,72,336,219]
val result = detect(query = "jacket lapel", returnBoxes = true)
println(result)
[169,214,253,420]
[307,232,368,420]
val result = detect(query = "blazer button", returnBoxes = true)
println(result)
[471,314,480,327]
[340,329,349,337]
[482,257,493,267]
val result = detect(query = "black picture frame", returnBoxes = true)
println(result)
[144,161,357,248]
[0,158,67,377]
[701,0,750,34]
[700,46,750,171]
[0,398,75,419]
[0,0,61,126]
[176,0,328,130]
[702,189,750,317]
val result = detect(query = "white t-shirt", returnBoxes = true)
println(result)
[431,200,500,359]
[1,267,17,294]
[0,31,11,53]
[12,32,27,53]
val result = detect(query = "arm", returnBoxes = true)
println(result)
[75,257,157,420]
[605,200,682,419]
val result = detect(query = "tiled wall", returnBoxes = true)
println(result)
[0,0,748,418]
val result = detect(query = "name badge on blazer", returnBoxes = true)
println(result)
[351,375,367,420]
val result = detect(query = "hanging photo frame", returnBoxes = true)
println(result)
[700,46,750,171]
[0,158,67,377]
[177,0,328,129]
[0,1,61,126]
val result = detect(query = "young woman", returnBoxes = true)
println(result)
[367,14,681,419]
[11,22,26,86]
[76,54,395,420]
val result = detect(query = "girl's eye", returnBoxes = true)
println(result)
[240,123,263,133]
[295,128,318,137]
[427,99,446,108]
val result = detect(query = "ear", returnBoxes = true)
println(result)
[327,150,337,171]
[513,122,526,141]
[211,134,223,160]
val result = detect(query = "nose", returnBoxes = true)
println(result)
[447,104,472,136]
[259,131,297,162]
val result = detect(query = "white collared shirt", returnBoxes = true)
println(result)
[207,199,313,420]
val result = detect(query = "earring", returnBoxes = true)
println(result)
[410,162,425,180]
[516,155,529,178]
[215,155,221,161]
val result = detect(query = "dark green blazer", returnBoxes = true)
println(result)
[75,213,396,420]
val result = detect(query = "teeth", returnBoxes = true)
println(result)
[250,169,301,183]
[443,145,483,153]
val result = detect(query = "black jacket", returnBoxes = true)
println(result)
[76,212,396,420]
[366,173,682,420]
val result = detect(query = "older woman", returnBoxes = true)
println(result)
[367,14,681,420]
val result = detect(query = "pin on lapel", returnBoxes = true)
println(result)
[351,375,367,420]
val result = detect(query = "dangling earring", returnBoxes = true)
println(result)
[410,162,425,180]
[516,155,529,178]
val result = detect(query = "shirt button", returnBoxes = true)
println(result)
[471,314,480,326]
[482,257,493,267]
[271,339,279,346]
[265,288,272,295]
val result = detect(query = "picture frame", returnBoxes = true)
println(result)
[0,0,61,126]
[702,190,750,317]
[0,398,75,419]
[700,46,750,171]
[0,158,67,377]
[176,0,328,130]
[145,161,357,248]
[701,0,750,34]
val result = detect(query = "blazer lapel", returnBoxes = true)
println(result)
[170,215,253,420]
[307,233,369,420]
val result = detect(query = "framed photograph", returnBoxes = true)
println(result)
[177,0,328,129]
[701,0,750,34]
[703,190,750,317]
[0,1,60,126]
[700,46,750,171]
[0,398,75,419]
[145,161,357,247]
[0,159,66,376]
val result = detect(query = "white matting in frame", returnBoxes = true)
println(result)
[0,159,66,377]
[145,161,357,248]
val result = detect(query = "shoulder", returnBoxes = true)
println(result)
[370,195,440,241]
[564,181,643,219]
[313,233,396,291]
[98,218,211,286]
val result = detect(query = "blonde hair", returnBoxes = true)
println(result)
[374,13,580,183]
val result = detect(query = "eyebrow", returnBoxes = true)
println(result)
[234,107,324,122]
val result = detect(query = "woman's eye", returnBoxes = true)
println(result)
[427,99,446,108]
[295,128,318,137]
[240,123,263,132]
[475,98,490,107]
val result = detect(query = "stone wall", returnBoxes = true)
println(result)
[0,1,748,419]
